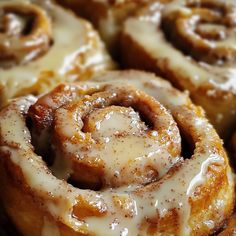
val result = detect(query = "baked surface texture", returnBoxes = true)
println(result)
[0,0,115,107]
[121,0,236,139]
[218,212,236,236]
[0,70,234,236]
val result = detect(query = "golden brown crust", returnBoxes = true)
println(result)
[121,0,236,140]
[0,70,234,236]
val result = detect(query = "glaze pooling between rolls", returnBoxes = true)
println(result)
[121,0,236,139]
[0,70,234,236]
[0,0,114,106]
[56,0,151,57]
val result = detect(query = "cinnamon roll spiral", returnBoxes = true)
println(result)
[0,0,114,106]
[121,0,236,139]
[0,70,234,236]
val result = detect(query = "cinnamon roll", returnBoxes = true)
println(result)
[56,0,150,57]
[121,0,236,139]
[0,0,114,106]
[0,70,234,236]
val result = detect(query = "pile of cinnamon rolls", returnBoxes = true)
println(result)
[0,0,236,235]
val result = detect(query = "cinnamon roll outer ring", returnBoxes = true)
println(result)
[120,2,236,140]
[0,71,234,236]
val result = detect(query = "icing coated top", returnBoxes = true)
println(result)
[0,71,233,236]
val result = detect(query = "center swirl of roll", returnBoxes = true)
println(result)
[28,84,181,190]
[0,2,52,68]
[162,0,236,65]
